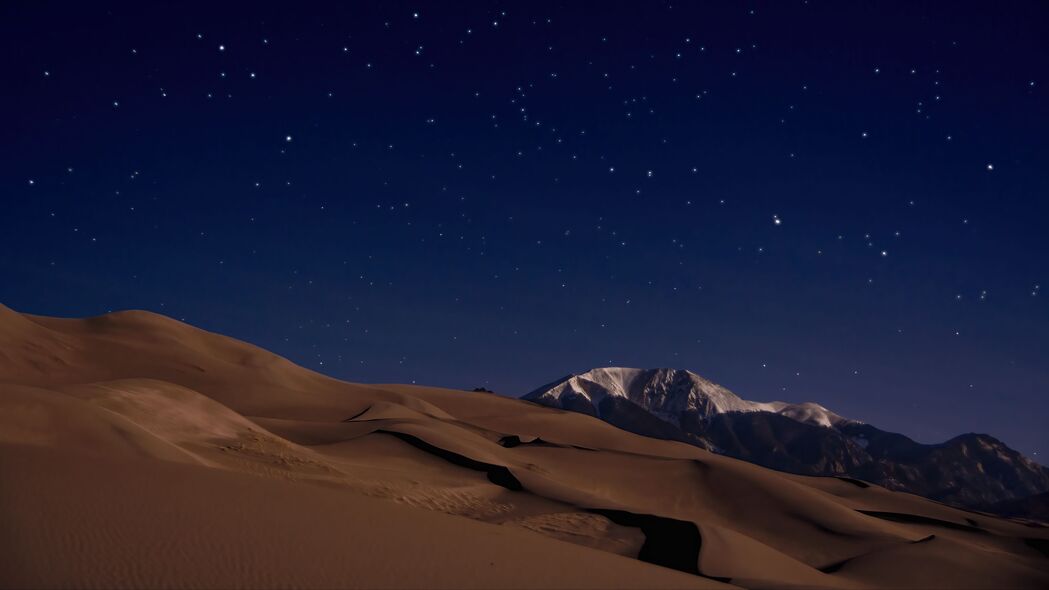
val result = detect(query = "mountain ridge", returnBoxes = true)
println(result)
[524,366,1049,515]
[524,367,852,429]
[3,305,1049,588]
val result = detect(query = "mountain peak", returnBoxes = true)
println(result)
[524,366,852,428]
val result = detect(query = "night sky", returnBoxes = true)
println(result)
[2,2,1047,458]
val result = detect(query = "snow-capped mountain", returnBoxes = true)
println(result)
[523,367,851,429]
[522,367,1049,516]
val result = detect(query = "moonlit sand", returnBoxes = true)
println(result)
[1,304,1046,589]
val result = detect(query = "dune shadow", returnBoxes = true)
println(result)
[1024,538,1049,558]
[835,476,870,488]
[857,510,988,534]
[499,435,555,448]
[819,534,936,573]
[378,430,722,579]
[497,434,599,452]
[342,406,371,422]
[586,508,722,580]
[818,557,850,574]
[377,430,523,491]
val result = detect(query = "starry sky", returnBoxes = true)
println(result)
[2,2,1047,458]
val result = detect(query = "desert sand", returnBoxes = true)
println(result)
[0,303,1046,589]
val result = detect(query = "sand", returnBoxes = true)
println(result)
[1,304,1046,589]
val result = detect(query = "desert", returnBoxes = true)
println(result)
[1,304,1046,589]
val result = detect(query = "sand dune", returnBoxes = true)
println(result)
[1,304,1047,588]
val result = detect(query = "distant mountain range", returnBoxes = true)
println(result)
[523,367,1049,517]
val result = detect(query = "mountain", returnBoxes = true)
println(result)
[2,306,1048,589]
[840,425,1049,506]
[524,367,1049,515]
[979,492,1049,523]
[526,367,851,428]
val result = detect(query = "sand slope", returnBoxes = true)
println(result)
[1,304,1046,589]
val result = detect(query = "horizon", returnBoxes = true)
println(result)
[2,2,1047,459]
[1,300,1041,462]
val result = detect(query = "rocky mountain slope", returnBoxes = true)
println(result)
[524,367,1049,515]
[528,368,850,428]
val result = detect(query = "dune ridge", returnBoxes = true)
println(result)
[1,303,1047,589]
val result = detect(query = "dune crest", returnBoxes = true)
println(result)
[1,306,1046,589]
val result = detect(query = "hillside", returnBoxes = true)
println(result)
[1,305,1047,589]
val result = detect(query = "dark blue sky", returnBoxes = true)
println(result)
[2,2,1046,458]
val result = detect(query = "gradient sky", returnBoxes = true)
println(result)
[2,2,1046,458]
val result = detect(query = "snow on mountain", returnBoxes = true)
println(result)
[522,367,1049,514]
[523,367,852,429]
